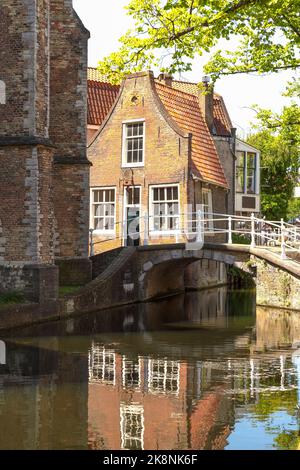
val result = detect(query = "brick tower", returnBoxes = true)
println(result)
[0,0,90,302]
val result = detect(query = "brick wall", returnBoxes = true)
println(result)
[213,137,235,215]
[50,0,90,258]
[53,164,90,258]
[256,257,300,310]
[0,0,90,298]
[0,0,54,266]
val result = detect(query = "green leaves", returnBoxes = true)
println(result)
[247,91,300,221]
[97,0,300,83]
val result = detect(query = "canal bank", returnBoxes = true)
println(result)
[1,242,300,331]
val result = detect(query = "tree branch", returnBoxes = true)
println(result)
[168,0,260,41]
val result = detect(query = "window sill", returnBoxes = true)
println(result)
[92,230,116,237]
[122,163,144,168]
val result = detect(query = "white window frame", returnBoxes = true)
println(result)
[122,356,142,390]
[88,343,116,385]
[148,359,180,396]
[90,187,116,235]
[201,188,214,232]
[120,404,144,450]
[149,183,180,236]
[122,119,145,168]
[235,150,259,195]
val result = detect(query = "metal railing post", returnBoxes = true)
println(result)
[143,212,149,246]
[228,216,232,244]
[197,208,204,244]
[250,213,256,248]
[281,218,287,260]
[89,228,94,256]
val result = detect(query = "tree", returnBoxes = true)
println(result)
[247,79,300,220]
[97,0,300,84]
[287,197,300,220]
[247,130,297,220]
[247,125,299,221]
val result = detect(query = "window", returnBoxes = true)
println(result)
[148,359,180,395]
[246,152,256,194]
[91,188,115,232]
[120,404,144,450]
[236,151,245,193]
[126,187,141,206]
[235,151,257,194]
[122,356,141,389]
[201,189,213,231]
[88,343,115,385]
[150,185,179,233]
[123,121,145,167]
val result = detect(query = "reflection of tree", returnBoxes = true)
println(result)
[254,390,298,421]
[274,430,300,450]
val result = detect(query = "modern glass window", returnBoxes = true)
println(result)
[236,151,257,194]
[123,122,145,166]
[148,359,180,395]
[88,343,115,385]
[91,188,115,232]
[120,404,144,450]
[150,185,179,232]
[201,189,213,231]
[246,152,256,194]
[236,151,245,193]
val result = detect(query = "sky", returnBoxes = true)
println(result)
[73,0,298,138]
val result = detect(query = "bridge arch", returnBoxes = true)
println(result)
[136,245,240,301]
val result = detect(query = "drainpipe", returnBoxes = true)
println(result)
[231,128,237,215]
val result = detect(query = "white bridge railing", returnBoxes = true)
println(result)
[89,211,300,263]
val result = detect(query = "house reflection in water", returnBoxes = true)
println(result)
[87,343,232,450]
[4,289,300,450]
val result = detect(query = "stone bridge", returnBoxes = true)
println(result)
[58,242,300,319]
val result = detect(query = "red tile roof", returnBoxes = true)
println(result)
[87,79,120,126]
[87,69,232,137]
[213,94,232,136]
[155,82,228,188]
[170,80,232,136]
[87,67,108,82]
[170,79,199,96]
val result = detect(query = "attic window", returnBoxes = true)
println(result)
[131,96,138,105]
[122,121,145,167]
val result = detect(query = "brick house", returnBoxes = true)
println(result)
[88,344,232,450]
[87,70,240,253]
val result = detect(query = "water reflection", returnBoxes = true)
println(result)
[0,289,300,450]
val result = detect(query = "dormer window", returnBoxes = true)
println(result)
[122,120,145,167]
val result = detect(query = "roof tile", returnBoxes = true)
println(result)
[87,79,120,126]
[170,80,232,136]
[155,82,228,188]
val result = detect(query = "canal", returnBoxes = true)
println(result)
[0,288,300,450]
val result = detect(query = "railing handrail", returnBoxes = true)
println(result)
[89,210,300,262]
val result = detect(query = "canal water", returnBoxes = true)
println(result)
[1,288,300,450]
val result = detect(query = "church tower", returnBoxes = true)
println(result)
[0,0,90,302]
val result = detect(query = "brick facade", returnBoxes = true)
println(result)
[88,72,228,254]
[0,0,90,298]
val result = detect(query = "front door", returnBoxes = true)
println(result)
[124,187,141,246]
